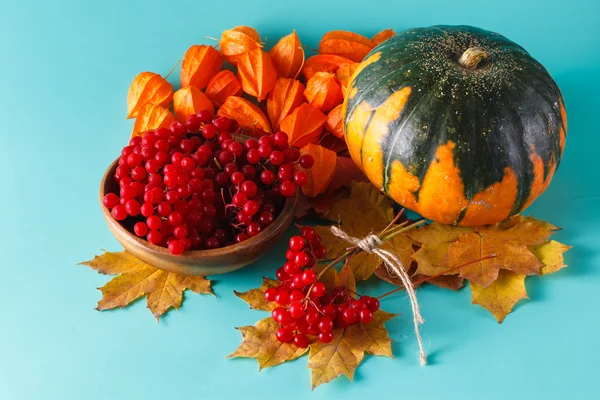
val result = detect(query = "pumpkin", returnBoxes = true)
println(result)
[343,25,567,226]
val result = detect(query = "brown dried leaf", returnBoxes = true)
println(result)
[79,251,212,320]
[228,318,308,370]
[234,277,279,312]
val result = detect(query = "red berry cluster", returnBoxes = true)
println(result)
[264,227,380,348]
[102,110,314,254]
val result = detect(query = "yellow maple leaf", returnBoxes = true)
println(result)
[315,261,356,294]
[470,269,528,323]
[531,240,572,275]
[307,310,396,389]
[408,222,473,276]
[234,277,279,312]
[444,215,558,287]
[228,318,308,370]
[315,181,417,280]
[80,251,212,320]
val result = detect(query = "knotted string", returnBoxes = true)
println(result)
[330,225,427,366]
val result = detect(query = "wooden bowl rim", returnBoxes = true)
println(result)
[100,158,298,258]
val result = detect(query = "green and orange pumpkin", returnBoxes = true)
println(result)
[343,25,567,226]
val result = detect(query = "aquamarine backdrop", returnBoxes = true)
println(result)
[1,0,598,399]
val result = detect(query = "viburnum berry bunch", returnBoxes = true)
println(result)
[264,226,381,348]
[102,110,314,255]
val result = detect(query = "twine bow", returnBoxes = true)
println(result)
[330,225,427,366]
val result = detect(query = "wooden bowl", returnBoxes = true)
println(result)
[100,158,297,276]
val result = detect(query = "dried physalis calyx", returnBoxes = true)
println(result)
[219,26,262,65]
[304,72,344,113]
[267,78,306,131]
[325,104,344,139]
[280,103,327,148]
[371,28,395,46]
[237,49,278,101]
[205,70,242,107]
[180,45,222,89]
[294,144,337,197]
[131,103,175,137]
[302,54,355,81]
[126,72,173,119]
[217,96,272,135]
[336,63,359,97]
[173,87,214,122]
[319,30,374,63]
[269,31,305,79]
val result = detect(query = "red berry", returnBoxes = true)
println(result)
[273,131,289,148]
[260,170,276,185]
[232,192,247,207]
[294,252,309,267]
[228,141,243,157]
[258,144,272,158]
[247,222,262,237]
[359,308,373,324]
[300,226,315,239]
[168,239,185,255]
[205,237,220,249]
[352,298,366,310]
[103,193,120,209]
[305,309,320,325]
[213,116,231,132]
[241,180,257,197]
[111,205,127,220]
[140,202,154,217]
[259,211,274,226]
[147,229,162,245]
[246,149,260,164]
[299,154,315,169]
[293,333,309,348]
[364,296,380,312]
[276,267,289,281]
[292,274,305,289]
[280,180,296,197]
[322,304,337,318]
[318,317,334,332]
[314,245,327,259]
[269,150,284,165]
[302,269,317,285]
[230,171,245,185]
[276,328,294,343]
[157,201,172,217]
[235,233,249,243]
[278,164,294,181]
[173,225,188,239]
[318,332,334,344]
[196,109,213,123]
[133,222,148,237]
[146,215,161,231]
[342,308,359,324]
[311,282,327,298]
[293,171,308,186]
[170,121,186,136]
[275,290,290,305]
[243,200,259,216]
[125,199,141,216]
[288,302,305,319]
[245,138,258,150]
[289,289,304,303]
[289,236,305,251]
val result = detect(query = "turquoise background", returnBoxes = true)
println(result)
[1,0,599,398]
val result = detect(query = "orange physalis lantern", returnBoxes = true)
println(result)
[219,26,262,65]
[335,63,359,97]
[318,30,374,63]
[280,103,327,148]
[217,96,272,135]
[132,103,175,137]
[205,70,243,107]
[173,87,214,122]
[269,31,304,79]
[127,72,173,119]
[294,144,338,197]
[302,54,356,81]
[325,104,344,139]
[267,78,306,131]
[180,45,222,89]
[371,29,395,46]
[304,72,344,113]
[237,49,278,101]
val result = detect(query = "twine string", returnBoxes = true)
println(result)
[330,225,427,366]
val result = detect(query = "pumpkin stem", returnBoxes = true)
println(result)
[458,47,488,70]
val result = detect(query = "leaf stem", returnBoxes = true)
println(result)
[376,253,497,300]
[164,58,182,80]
